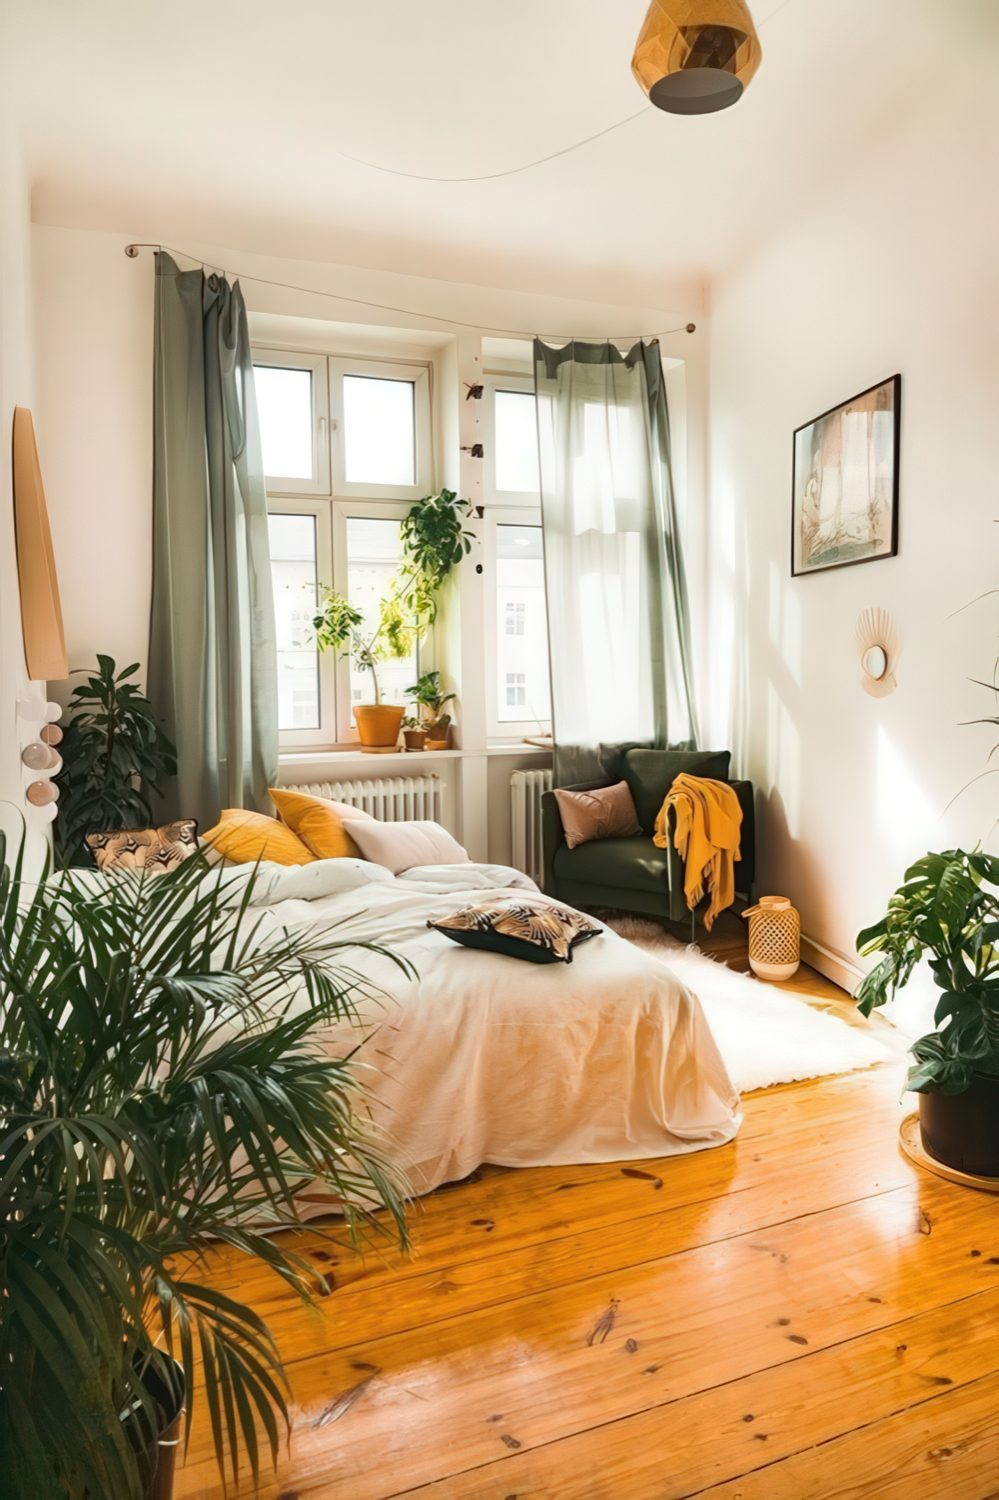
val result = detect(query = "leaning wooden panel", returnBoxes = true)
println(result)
[11,406,68,681]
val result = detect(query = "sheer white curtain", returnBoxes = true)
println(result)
[534,339,697,785]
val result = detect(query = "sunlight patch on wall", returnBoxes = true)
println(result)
[766,682,800,838]
[767,560,801,689]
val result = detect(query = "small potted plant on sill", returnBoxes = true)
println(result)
[312,588,406,752]
[407,670,457,750]
[856,847,999,1177]
[402,715,428,752]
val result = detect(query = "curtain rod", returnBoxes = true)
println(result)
[123,243,697,344]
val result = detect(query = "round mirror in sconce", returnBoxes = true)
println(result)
[862,644,888,681]
[856,608,899,698]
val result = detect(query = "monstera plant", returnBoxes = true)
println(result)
[857,848,999,1175]
[0,838,409,1499]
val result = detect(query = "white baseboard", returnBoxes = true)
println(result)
[801,931,865,996]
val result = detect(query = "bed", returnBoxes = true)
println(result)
[233,857,742,1199]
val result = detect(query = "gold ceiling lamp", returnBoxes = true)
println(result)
[631,0,762,115]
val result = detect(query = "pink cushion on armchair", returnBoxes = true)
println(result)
[553,780,642,850]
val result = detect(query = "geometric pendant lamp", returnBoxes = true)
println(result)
[632,0,762,115]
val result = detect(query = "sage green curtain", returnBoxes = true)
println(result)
[149,252,277,829]
[534,338,698,786]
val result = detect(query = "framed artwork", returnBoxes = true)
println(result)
[791,374,900,577]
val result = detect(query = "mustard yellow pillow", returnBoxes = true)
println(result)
[202,808,315,866]
[268,787,365,860]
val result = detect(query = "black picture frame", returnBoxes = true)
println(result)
[791,374,901,577]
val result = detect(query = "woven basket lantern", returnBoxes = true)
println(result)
[742,896,800,981]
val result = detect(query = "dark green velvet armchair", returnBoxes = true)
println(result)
[541,746,755,928]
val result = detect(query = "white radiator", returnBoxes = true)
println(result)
[282,775,445,823]
[510,769,553,886]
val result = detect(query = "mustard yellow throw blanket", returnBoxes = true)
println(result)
[654,774,743,930]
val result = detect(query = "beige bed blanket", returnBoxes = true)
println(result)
[235,858,741,1198]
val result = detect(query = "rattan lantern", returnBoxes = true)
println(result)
[742,896,800,981]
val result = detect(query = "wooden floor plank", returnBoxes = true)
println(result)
[698,1367,999,1499]
[395,1289,999,1499]
[195,1062,909,1315]
[177,1176,999,1497]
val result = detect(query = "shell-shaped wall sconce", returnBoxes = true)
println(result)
[856,607,899,697]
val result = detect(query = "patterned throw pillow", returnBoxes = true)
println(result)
[429,897,602,965]
[86,819,199,873]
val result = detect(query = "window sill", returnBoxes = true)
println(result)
[278,742,551,773]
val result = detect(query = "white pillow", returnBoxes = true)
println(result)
[347,819,470,875]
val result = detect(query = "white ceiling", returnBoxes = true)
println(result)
[8,0,998,307]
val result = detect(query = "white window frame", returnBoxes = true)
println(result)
[267,498,337,748]
[483,505,552,743]
[482,372,540,506]
[266,496,418,751]
[330,357,432,501]
[252,350,330,496]
[257,343,434,750]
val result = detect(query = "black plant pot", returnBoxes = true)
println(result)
[918,1071,999,1178]
[132,1358,186,1500]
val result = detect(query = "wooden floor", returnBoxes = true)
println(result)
[176,930,999,1499]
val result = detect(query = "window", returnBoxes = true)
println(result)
[345,516,417,716]
[505,673,526,708]
[255,347,433,747]
[269,513,320,733]
[253,352,328,494]
[342,375,415,486]
[487,516,551,737]
[494,389,539,495]
[504,600,526,636]
[331,358,430,499]
[484,374,540,504]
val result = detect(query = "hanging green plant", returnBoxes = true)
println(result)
[392,488,475,636]
[310,492,474,712]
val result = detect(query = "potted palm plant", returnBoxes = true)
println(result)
[0,836,408,1499]
[407,670,457,750]
[857,848,999,1175]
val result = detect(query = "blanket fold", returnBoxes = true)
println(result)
[654,774,743,930]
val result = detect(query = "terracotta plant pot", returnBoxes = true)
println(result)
[918,1071,999,1177]
[424,720,451,750]
[354,704,404,753]
[403,728,427,752]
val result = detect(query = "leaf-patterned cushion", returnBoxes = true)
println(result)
[85,819,199,873]
[428,896,602,964]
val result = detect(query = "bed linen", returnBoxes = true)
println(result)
[230,857,741,1199]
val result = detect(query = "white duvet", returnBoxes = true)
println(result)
[231,858,741,1198]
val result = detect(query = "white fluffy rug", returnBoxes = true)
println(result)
[607,915,893,1093]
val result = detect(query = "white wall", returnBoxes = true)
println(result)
[707,63,999,993]
[0,121,46,859]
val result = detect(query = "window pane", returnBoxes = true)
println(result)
[495,390,539,494]
[346,517,417,712]
[496,524,550,725]
[255,366,314,480]
[269,514,320,731]
[343,375,416,486]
